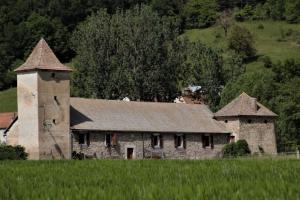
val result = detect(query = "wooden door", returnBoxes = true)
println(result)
[127,148,133,159]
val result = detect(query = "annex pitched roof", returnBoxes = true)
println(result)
[0,112,17,129]
[70,98,230,133]
[14,38,72,72]
[214,92,277,117]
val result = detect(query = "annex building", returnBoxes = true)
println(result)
[3,39,277,159]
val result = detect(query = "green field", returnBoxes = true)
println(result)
[0,87,17,112]
[182,20,300,73]
[0,159,299,199]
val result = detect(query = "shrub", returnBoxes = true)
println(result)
[259,56,272,68]
[14,145,29,160]
[0,144,28,160]
[257,23,264,29]
[222,139,251,157]
[0,145,17,160]
[235,139,251,156]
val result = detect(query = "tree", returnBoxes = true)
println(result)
[71,5,188,101]
[227,25,256,60]
[214,9,235,37]
[182,0,218,29]
[285,0,300,24]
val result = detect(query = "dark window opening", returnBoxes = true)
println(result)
[204,136,210,147]
[106,135,111,146]
[154,136,159,146]
[248,119,252,123]
[264,119,268,124]
[79,134,85,144]
[52,73,55,78]
[225,120,228,123]
[53,119,56,124]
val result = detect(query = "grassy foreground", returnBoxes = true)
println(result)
[0,159,299,199]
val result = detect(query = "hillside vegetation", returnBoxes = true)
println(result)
[0,88,17,112]
[183,20,300,73]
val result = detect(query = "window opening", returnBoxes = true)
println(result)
[79,134,85,144]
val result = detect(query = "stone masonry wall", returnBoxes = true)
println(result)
[216,117,240,140]
[239,117,277,154]
[72,131,230,159]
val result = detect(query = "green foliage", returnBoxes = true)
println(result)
[258,55,272,68]
[285,0,300,24]
[1,159,300,199]
[257,23,264,29]
[235,139,251,155]
[71,5,187,101]
[222,139,251,157]
[227,25,257,60]
[182,0,218,29]
[0,145,16,160]
[0,144,28,160]
[13,145,29,160]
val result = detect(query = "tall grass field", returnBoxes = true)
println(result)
[0,159,299,199]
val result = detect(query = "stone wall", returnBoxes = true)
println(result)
[216,116,277,154]
[72,131,230,159]
[216,116,240,140]
[239,117,277,154]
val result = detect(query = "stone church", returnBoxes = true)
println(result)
[4,39,277,159]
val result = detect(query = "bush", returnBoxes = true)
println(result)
[0,144,28,160]
[257,23,264,29]
[14,145,29,160]
[235,139,251,156]
[222,139,251,157]
[259,56,272,68]
[0,145,16,160]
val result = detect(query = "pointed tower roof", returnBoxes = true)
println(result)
[15,38,72,72]
[214,92,277,117]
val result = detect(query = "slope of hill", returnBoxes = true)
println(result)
[0,88,17,112]
[183,21,300,73]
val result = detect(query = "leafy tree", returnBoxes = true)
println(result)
[71,5,187,101]
[182,0,218,29]
[186,42,244,111]
[285,0,300,24]
[227,25,257,60]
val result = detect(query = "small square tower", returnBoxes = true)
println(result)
[214,92,277,154]
[14,38,72,159]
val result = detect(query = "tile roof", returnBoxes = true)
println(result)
[70,98,230,133]
[15,38,72,72]
[214,92,277,117]
[0,112,17,129]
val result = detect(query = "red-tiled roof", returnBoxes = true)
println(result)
[15,38,72,72]
[214,92,277,117]
[0,112,17,129]
[182,97,205,105]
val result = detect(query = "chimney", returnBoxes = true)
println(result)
[251,98,257,112]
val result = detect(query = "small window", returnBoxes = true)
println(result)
[174,134,186,148]
[151,134,163,148]
[78,133,90,145]
[105,133,117,147]
[52,73,55,78]
[202,134,214,149]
